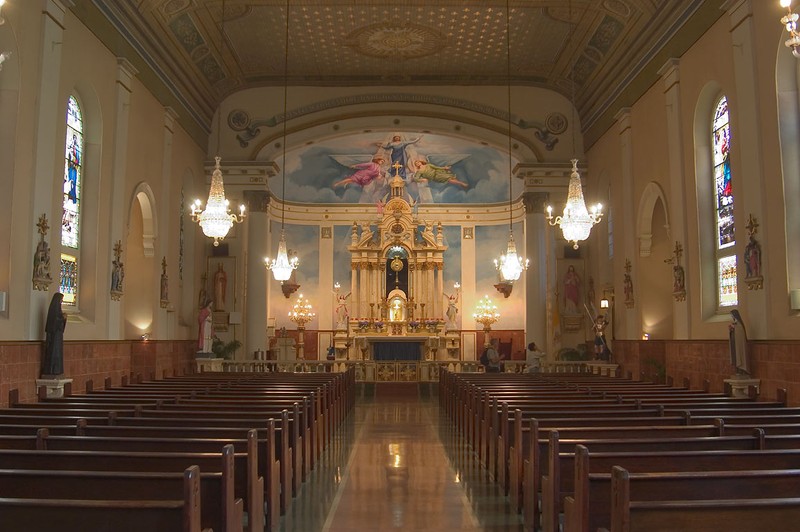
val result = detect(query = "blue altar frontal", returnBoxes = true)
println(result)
[365,336,425,361]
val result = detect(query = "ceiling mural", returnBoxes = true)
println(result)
[78,1,724,145]
[276,131,523,204]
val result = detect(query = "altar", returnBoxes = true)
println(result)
[335,164,460,362]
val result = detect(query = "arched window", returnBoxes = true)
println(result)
[60,95,82,306]
[712,96,737,307]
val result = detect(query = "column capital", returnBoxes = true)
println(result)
[243,189,271,213]
[523,191,550,213]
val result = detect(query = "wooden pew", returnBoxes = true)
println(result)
[564,444,800,532]
[538,429,771,532]
[0,435,266,532]
[0,446,243,532]
[0,465,209,532]
[606,466,800,532]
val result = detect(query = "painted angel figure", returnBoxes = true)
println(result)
[332,156,386,189]
[412,159,469,189]
[330,153,389,204]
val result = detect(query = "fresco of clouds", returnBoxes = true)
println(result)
[474,223,525,330]
[273,132,522,204]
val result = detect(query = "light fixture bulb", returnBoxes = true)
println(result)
[265,231,298,282]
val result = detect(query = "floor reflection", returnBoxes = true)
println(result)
[281,384,523,532]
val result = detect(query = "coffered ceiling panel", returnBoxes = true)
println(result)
[77,1,724,144]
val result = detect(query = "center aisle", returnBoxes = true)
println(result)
[281,383,524,532]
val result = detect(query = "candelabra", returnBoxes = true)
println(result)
[473,295,499,333]
[288,293,315,359]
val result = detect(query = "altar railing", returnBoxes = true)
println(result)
[219,359,590,382]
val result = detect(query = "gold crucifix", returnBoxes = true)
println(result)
[746,214,759,237]
[36,214,49,237]
[392,161,403,177]
[113,240,122,261]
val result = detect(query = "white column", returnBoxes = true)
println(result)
[107,60,138,340]
[154,108,179,339]
[726,0,767,336]
[615,108,640,339]
[243,190,270,358]
[318,225,334,329]
[524,192,549,351]
[658,59,691,339]
[27,0,68,339]
[350,262,358,320]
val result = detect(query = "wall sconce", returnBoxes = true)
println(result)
[641,332,650,341]
[600,298,610,309]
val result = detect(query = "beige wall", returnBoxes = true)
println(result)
[0,2,204,342]
[587,1,799,341]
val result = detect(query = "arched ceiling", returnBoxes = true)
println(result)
[72,1,726,147]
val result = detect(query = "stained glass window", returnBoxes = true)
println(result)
[712,97,734,249]
[62,96,82,249]
[712,95,737,308]
[61,96,82,307]
[60,253,78,306]
[718,255,737,307]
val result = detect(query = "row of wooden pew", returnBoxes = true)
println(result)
[0,368,356,531]
[439,370,800,532]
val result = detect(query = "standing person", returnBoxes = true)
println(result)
[485,338,502,373]
[729,310,750,375]
[592,314,609,359]
[198,299,213,353]
[42,293,66,377]
[213,262,227,311]
[526,342,545,373]
[563,265,581,314]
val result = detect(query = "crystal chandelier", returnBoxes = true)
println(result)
[780,0,800,58]
[265,0,299,282]
[288,293,315,329]
[546,1,602,250]
[494,0,528,285]
[267,230,298,282]
[546,159,603,249]
[473,295,500,332]
[191,156,245,246]
[190,1,245,247]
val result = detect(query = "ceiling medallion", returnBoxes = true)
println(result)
[345,23,446,59]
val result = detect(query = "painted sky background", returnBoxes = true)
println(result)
[475,223,525,330]
[274,131,523,204]
[272,223,320,329]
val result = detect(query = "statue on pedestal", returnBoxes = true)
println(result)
[42,293,66,377]
[198,299,213,353]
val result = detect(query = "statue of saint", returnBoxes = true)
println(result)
[444,291,459,330]
[214,263,227,311]
[729,310,750,375]
[198,299,213,353]
[42,293,66,377]
[563,265,581,314]
[334,291,351,329]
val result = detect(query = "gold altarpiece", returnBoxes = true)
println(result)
[334,169,460,361]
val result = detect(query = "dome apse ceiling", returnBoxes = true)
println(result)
[73,1,726,147]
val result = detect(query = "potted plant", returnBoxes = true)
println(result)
[212,337,242,360]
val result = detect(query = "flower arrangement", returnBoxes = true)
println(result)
[408,319,420,331]
[374,320,385,330]
[358,319,370,330]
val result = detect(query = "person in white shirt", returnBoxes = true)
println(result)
[526,342,545,373]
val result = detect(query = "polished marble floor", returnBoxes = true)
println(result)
[281,383,524,532]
